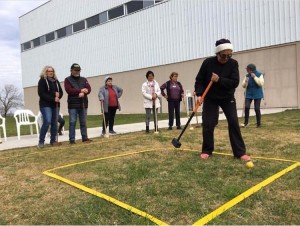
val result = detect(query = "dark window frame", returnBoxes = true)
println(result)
[73,20,85,33]
[21,0,167,51]
[87,14,100,28]
[108,5,124,20]
[33,37,41,47]
[126,1,144,14]
[57,27,67,39]
[23,41,31,51]
[45,32,55,42]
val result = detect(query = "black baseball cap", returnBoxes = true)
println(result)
[70,63,81,71]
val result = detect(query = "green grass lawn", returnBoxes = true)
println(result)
[0,109,299,224]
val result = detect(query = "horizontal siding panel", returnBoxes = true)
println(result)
[20,0,300,88]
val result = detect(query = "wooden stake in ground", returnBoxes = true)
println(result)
[183,95,194,130]
[153,100,159,134]
[101,101,109,138]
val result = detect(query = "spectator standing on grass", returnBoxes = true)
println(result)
[37,66,63,148]
[194,38,251,161]
[142,71,161,133]
[241,64,264,128]
[64,63,92,144]
[160,72,184,130]
[98,76,123,135]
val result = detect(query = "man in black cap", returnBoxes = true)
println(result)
[64,63,92,144]
[194,38,251,161]
[241,63,264,128]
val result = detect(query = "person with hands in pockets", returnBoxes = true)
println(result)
[141,70,161,133]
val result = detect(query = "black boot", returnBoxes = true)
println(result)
[243,107,250,127]
[58,124,64,135]
[255,109,261,128]
[146,126,150,134]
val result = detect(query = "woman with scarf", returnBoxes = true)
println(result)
[37,66,63,148]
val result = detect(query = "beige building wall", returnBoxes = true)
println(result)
[24,42,300,115]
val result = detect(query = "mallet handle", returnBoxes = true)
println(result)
[193,80,213,113]
[177,81,213,141]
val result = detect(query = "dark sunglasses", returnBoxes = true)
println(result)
[219,53,232,59]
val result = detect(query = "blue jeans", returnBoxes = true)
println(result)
[68,108,87,142]
[39,107,58,144]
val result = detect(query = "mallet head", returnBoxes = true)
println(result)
[172,138,181,148]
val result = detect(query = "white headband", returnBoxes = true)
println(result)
[215,43,233,53]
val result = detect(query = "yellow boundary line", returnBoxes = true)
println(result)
[44,148,171,225]
[43,148,300,225]
[192,161,300,225]
[43,171,168,226]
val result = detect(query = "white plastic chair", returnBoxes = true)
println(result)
[14,109,39,140]
[0,115,7,141]
[37,111,65,135]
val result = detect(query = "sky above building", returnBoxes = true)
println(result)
[0,0,48,90]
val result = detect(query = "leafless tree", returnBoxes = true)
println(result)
[0,84,24,117]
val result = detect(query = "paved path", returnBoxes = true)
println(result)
[0,108,291,151]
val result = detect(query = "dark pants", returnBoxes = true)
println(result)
[202,98,246,158]
[102,106,118,132]
[168,101,181,127]
[244,98,261,126]
[58,115,65,132]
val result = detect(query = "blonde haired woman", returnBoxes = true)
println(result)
[37,66,63,148]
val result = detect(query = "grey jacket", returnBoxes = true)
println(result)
[98,85,123,113]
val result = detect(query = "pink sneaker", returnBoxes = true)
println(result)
[200,153,210,159]
[240,155,251,161]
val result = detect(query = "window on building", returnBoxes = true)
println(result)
[99,11,108,24]
[21,0,165,52]
[66,25,72,36]
[33,37,41,47]
[57,27,67,39]
[46,32,55,42]
[40,36,46,45]
[143,0,154,7]
[126,1,143,14]
[73,20,85,32]
[108,5,124,20]
[87,14,100,28]
[23,41,31,51]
